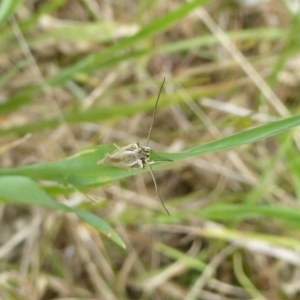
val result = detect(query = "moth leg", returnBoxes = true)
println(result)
[113,143,120,149]
[97,153,109,165]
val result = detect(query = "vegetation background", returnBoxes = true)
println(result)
[1,0,300,299]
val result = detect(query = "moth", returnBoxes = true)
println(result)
[98,78,171,215]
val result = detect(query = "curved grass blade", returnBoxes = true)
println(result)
[0,175,125,249]
[0,114,299,187]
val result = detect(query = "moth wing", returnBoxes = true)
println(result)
[97,144,141,168]
[98,149,126,168]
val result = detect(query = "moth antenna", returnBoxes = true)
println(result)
[146,161,170,216]
[145,77,166,147]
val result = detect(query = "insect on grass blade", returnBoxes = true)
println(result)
[98,77,172,215]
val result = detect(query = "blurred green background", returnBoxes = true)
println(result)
[1,0,300,299]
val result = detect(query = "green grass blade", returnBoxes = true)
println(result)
[0,175,125,248]
[0,0,24,28]
[0,114,299,187]
[166,114,300,161]
[199,204,300,228]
